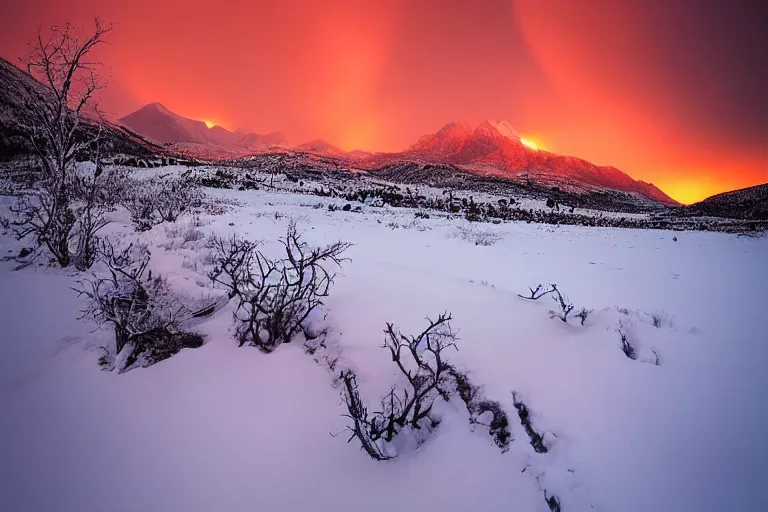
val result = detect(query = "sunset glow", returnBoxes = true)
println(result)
[0,0,763,204]
[204,120,214,129]
[520,138,538,151]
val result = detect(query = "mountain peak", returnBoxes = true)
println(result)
[436,121,473,138]
[475,119,521,142]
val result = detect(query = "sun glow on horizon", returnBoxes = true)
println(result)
[204,120,215,129]
[520,137,539,150]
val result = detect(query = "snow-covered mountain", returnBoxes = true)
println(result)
[367,120,676,205]
[119,103,288,150]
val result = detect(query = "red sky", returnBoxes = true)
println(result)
[1,0,766,203]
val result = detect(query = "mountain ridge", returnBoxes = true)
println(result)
[363,120,677,205]
[118,103,289,150]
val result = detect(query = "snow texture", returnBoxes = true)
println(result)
[1,169,767,511]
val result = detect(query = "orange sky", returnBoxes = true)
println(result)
[1,0,766,203]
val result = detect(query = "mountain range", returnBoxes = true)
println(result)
[3,56,765,214]
[119,102,289,150]
[364,120,675,204]
[117,102,676,204]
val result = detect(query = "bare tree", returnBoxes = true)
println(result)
[12,19,113,267]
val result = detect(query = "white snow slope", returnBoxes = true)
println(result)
[1,176,767,512]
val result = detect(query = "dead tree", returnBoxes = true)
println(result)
[12,19,113,267]
[548,284,574,323]
[518,284,554,300]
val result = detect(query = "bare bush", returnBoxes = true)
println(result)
[518,284,553,300]
[207,234,259,299]
[512,392,548,453]
[340,370,392,461]
[575,307,592,326]
[123,175,203,231]
[544,491,562,512]
[342,313,459,460]
[448,366,511,452]
[618,329,637,360]
[73,239,203,371]
[548,284,574,323]
[450,225,502,246]
[209,222,350,352]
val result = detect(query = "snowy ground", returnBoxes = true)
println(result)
[1,177,767,511]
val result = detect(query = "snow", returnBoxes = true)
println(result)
[1,174,767,511]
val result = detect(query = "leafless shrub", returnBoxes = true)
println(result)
[548,284,574,323]
[448,366,511,453]
[651,313,663,328]
[651,349,661,366]
[450,225,502,246]
[518,284,553,300]
[512,392,548,453]
[342,313,459,460]
[575,307,592,326]
[73,238,202,372]
[122,176,203,231]
[544,490,562,512]
[163,219,205,246]
[218,222,350,352]
[340,370,392,461]
[618,329,637,360]
[207,234,259,299]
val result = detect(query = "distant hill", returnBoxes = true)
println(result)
[295,139,344,156]
[0,58,161,160]
[684,183,768,220]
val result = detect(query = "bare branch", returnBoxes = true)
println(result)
[518,284,553,300]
